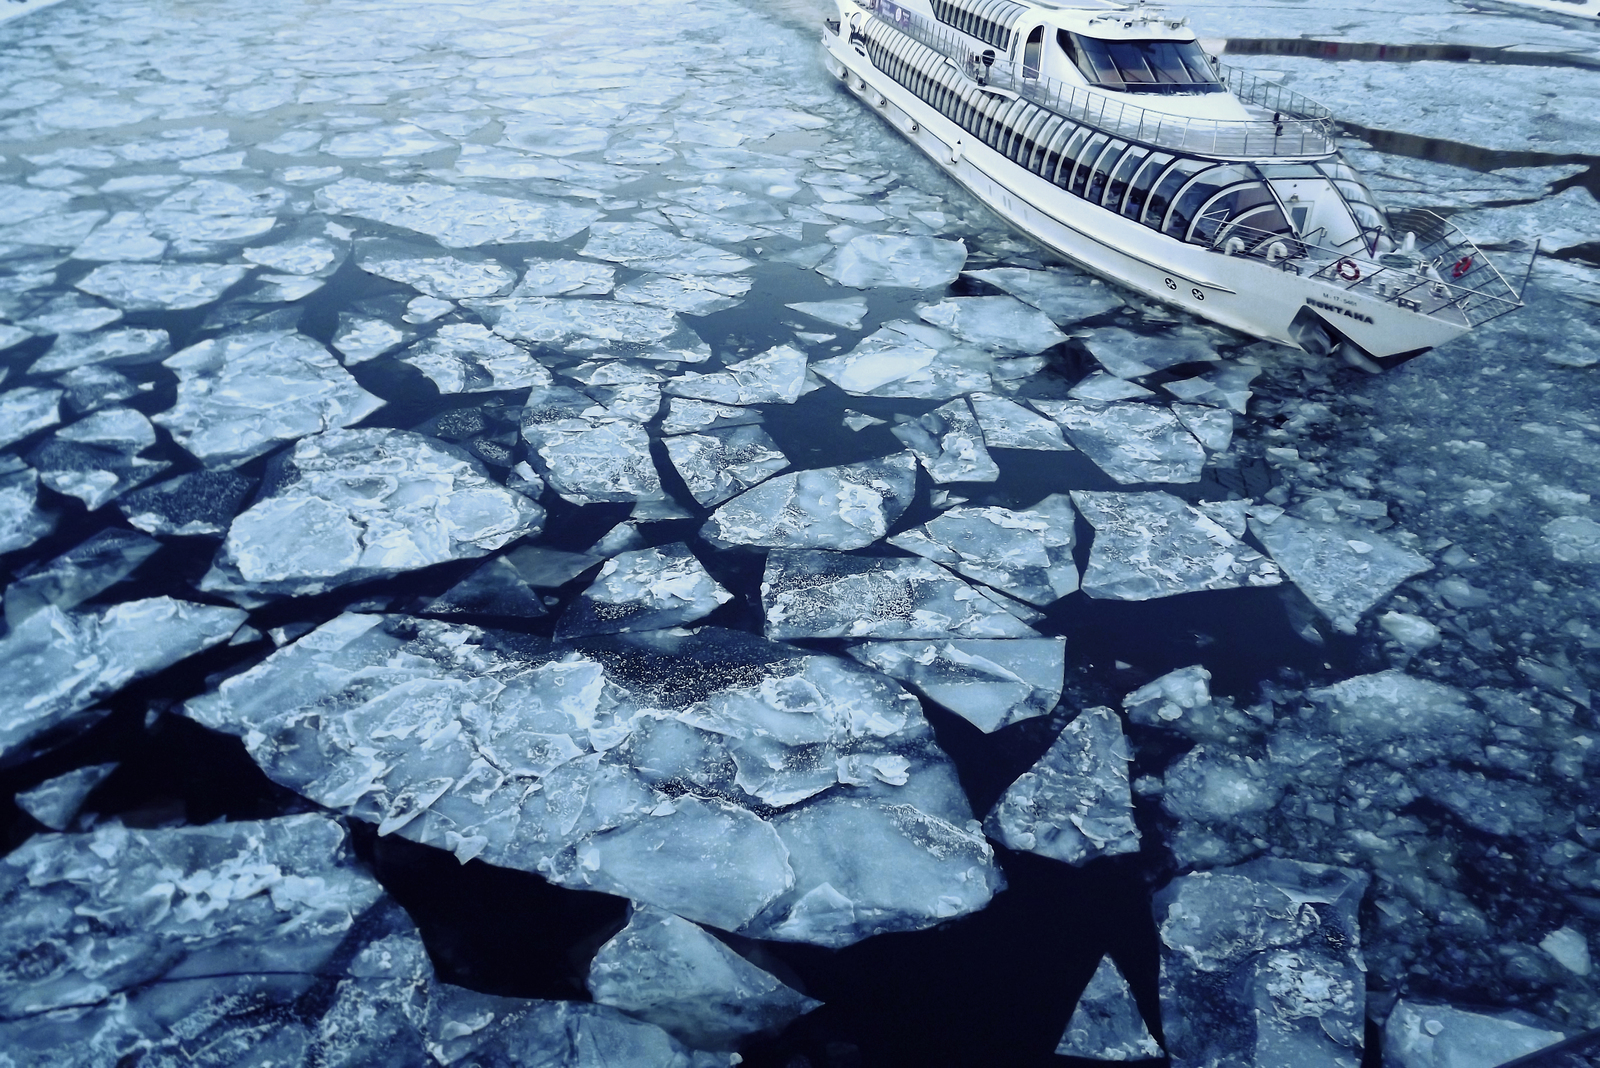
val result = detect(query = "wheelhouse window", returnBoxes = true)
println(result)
[1057,31,1222,93]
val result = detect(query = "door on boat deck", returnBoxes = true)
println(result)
[1023,25,1044,79]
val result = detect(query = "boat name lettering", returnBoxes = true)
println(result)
[1305,297,1375,325]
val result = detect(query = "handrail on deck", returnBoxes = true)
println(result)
[859,1,1337,159]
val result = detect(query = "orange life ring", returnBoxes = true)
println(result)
[1450,255,1473,279]
[1335,258,1361,282]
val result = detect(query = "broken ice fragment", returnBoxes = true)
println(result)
[473,295,681,348]
[665,424,788,507]
[817,234,967,290]
[355,238,517,298]
[1071,371,1155,402]
[332,314,411,364]
[1123,665,1213,729]
[587,905,821,1050]
[72,210,166,262]
[1034,401,1205,485]
[890,495,1078,605]
[1162,361,1260,415]
[812,320,993,398]
[1543,515,1600,564]
[28,327,170,375]
[404,295,453,323]
[1084,327,1218,379]
[4,528,159,624]
[703,453,916,550]
[661,397,762,435]
[786,297,868,330]
[14,762,117,830]
[1383,1000,1566,1068]
[916,295,1067,354]
[1172,403,1234,453]
[1157,858,1369,1068]
[985,705,1139,864]
[843,409,887,431]
[968,392,1069,451]
[203,428,543,600]
[316,177,600,247]
[664,344,808,405]
[1056,955,1162,1060]
[523,414,666,507]
[616,273,752,315]
[0,465,55,555]
[0,386,62,449]
[398,323,550,394]
[74,262,250,310]
[845,638,1064,732]
[420,557,547,619]
[516,257,616,296]
[963,267,1122,323]
[582,221,753,275]
[1074,491,1281,600]
[762,550,1038,640]
[242,237,340,275]
[1250,515,1431,633]
[559,543,732,637]
[890,398,999,484]
[116,469,254,537]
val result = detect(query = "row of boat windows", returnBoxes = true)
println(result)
[927,0,1024,53]
[862,26,1296,247]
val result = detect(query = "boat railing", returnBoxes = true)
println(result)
[1201,207,1526,325]
[857,1,1337,160]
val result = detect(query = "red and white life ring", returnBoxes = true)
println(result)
[1335,258,1362,282]
[1450,255,1473,279]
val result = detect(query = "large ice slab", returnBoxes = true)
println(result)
[702,453,916,550]
[1033,401,1205,485]
[984,705,1139,865]
[154,328,384,468]
[398,323,551,394]
[4,528,158,624]
[762,550,1039,640]
[1250,514,1432,633]
[1383,1000,1566,1068]
[891,398,999,484]
[202,428,542,601]
[889,495,1078,605]
[0,597,245,760]
[812,320,993,398]
[522,385,667,506]
[845,638,1064,733]
[583,221,753,275]
[354,238,516,298]
[0,463,55,555]
[664,424,788,507]
[1073,491,1281,600]
[1056,955,1163,1061]
[559,543,732,637]
[28,327,170,375]
[616,273,752,315]
[317,177,600,247]
[916,295,1068,354]
[1157,858,1369,1068]
[185,618,991,945]
[817,234,966,290]
[74,262,250,310]
[963,267,1122,324]
[1081,327,1218,379]
[968,392,1070,451]
[663,344,808,405]
[0,386,63,450]
[587,904,821,1049]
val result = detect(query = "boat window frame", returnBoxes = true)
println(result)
[1086,138,1130,206]
[1048,125,1090,186]
[1056,30,1224,94]
[1023,23,1044,78]
[1143,156,1210,229]
[1028,115,1066,173]
[1102,144,1148,208]
[1161,163,1255,237]
[1068,131,1111,197]
[1119,150,1173,218]
[1016,106,1054,168]
[1185,179,1279,244]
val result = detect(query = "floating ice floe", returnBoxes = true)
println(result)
[1383,999,1567,1068]
[72,210,166,262]
[1033,401,1206,485]
[891,495,1078,605]
[1157,859,1369,1068]
[916,295,1068,354]
[967,392,1070,450]
[1543,515,1600,564]
[1172,403,1234,453]
[583,221,753,275]
[420,556,547,620]
[816,234,966,290]
[1082,326,1219,379]
[154,328,384,468]
[316,177,601,247]
[664,344,809,405]
[1071,370,1155,402]
[0,386,62,449]
[522,385,667,506]
[32,407,170,510]
[185,618,998,946]
[1307,671,1484,769]
[962,267,1122,324]
[812,320,993,398]
[116,469,254,537]
[242,236,341,275]
[1249,514,1432,633]
[846,637,1064,732]
[18,293,122,334]
[516,257,616,296]
[786,296,868,330]
[332,313,411,364]
[355,238,516,298]
[27,327,170,375]
[664,424,788,507]
[1073,492,1281,600]
[0,462,55,555]
[1163,361,1261,415]
[588,904,822,1050]
[13,762,117,830]
[398,323,550,394]
[891,398,999,484]
[1056,955,1162,1060]
[703,453,916,550]
[58,365,147,415]
[616,273,752,315]
[661,397,763,435]
[558,543,732,637]
[762,550,1039,640]
[985,705,1139,864]
[0,324,31,352]
[0,596,245,760]
[471,295,704,362]
[201,428,543,601]
[324,122,450,159]
[4,528,158,624]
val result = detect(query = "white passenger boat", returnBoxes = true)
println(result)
[820,0,1532,368]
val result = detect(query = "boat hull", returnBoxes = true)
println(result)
[821,34,1472,360]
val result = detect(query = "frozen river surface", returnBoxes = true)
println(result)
[1,0,1599,1063]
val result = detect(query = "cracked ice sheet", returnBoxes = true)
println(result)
[558,543,732,637]
[0,387,62,449]
[0,464,56,555]
[201,428,543,602]
[154,329,384,468]
[1073,491,1280,600]
[968,392,1070,451]
[184,617,998,946]
[916,295,1067,355]
[703,453,916,551]
[0,596,245,760]
[762,550,1039,640]
[846,638,1064,733]
[316,177,600,247]
[1034,400,1206,485]
[890,495,1079,605]
[74,262,251,311]
[812,320,995,398]
[891,398,999,484]
[1250,514,1432,634]
[582,221,754,275]
[522,397,666,506]
[470,295,709,362]
[665,424,789,507]
[962,267,1123,324]
[398,323,551,394]
[354,238,516,298]
[816,234,967,290]
[985,705,1139,865]
[1082,326,1219,379]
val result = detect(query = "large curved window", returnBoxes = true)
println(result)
[1058,31,1222,93]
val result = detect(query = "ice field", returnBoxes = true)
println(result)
[1,0,1599,1063]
